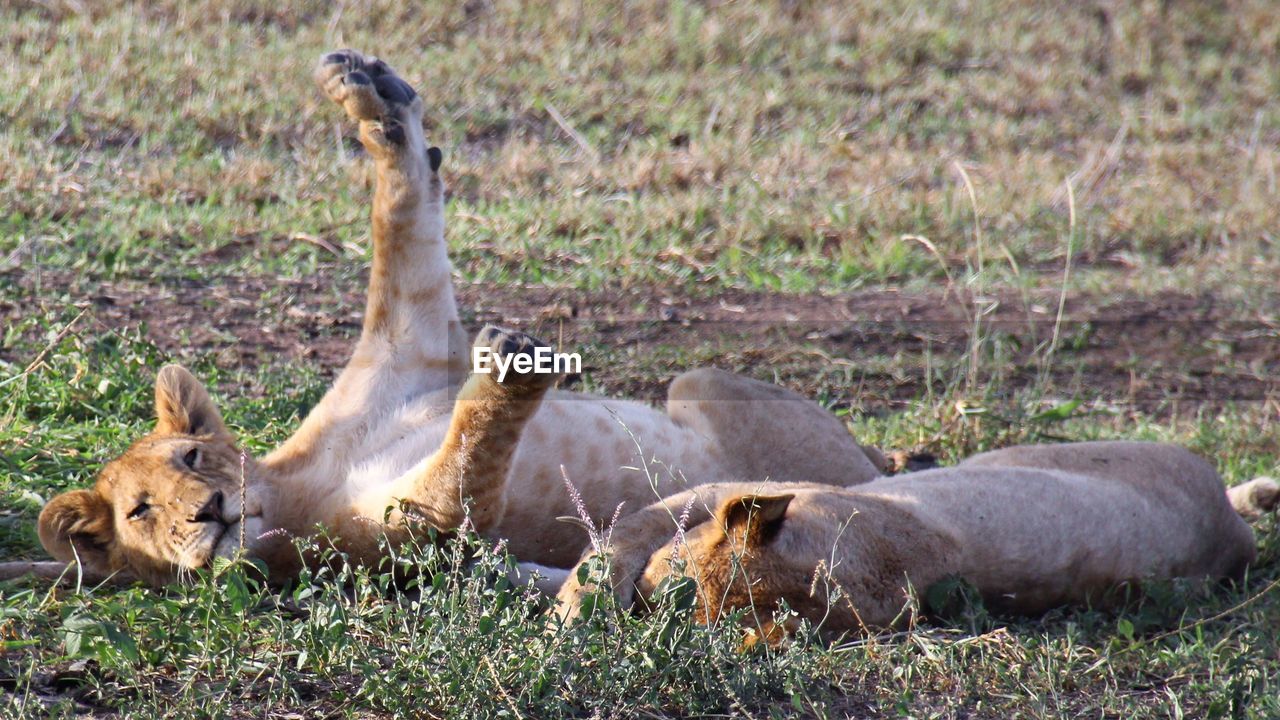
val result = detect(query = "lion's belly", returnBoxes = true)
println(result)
[339,389,728,567]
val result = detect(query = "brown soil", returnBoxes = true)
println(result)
[3,269,1277,416]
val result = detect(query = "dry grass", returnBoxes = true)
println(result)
[3,0,1278,295]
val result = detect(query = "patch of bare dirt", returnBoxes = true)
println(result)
[2,269,1277,415]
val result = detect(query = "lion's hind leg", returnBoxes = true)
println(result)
[666,368,883,487]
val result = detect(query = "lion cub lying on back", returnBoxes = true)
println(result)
[33,50,886,587]
[558,441,1279,633]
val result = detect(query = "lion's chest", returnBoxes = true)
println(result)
[344,393,455,492]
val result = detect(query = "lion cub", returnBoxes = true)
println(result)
[559,441,1277,634]
[34,50,887,587]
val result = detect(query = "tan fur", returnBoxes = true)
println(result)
[37,50,884,584]
[559,442,1265,633]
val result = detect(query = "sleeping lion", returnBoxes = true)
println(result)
[557,441,1279,635]
[35,50,887,586]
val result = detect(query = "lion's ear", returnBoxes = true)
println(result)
[38,489,116,568]
[717,494,794,548]
[154,364,228,437]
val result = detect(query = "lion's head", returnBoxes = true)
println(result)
[637,493,811,642]
[37,365,268,585]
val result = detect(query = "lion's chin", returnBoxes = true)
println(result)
[211,516,268,562]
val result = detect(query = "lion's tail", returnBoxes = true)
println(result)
[1227,477,1280,519]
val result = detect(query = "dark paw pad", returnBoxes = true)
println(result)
[316,48,421,131]
[374,74,417,105]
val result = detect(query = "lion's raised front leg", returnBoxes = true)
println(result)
[267,51,470,474]
[354,327,559,534]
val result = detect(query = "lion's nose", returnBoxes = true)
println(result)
[192,491,225,524]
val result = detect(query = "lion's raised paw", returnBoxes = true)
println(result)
[475,325,560,391]
[314,49,421,145]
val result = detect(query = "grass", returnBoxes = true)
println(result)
[3,0,1280,717]
[2,335,1278,718]
[3,0,1279,296]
